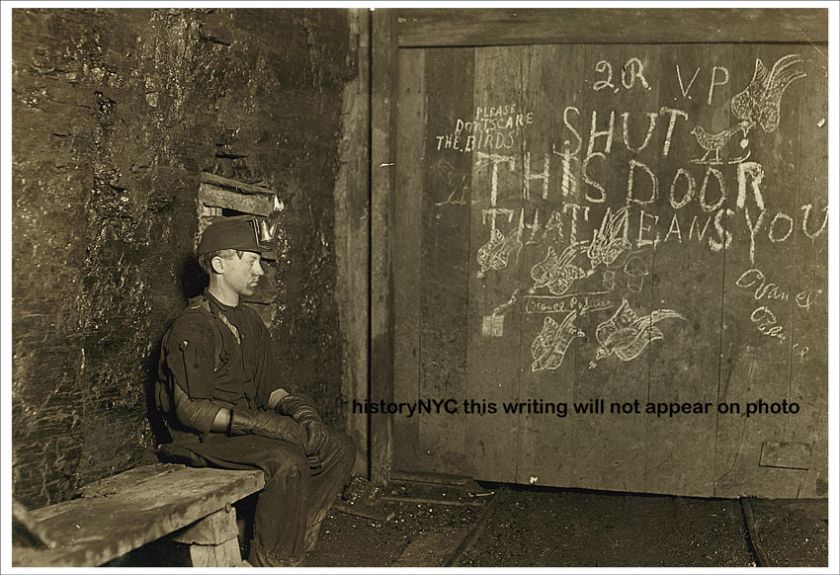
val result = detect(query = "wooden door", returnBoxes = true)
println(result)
[373,9,828,497]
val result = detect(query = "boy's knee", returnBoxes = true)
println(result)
[327,430,355,463]
[263,447,310,483]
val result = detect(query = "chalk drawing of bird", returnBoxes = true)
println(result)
[592,298,686,364]
[477,224,523,277]
[531,311,585,372]
[689,121,752,165]
[587,206,632,267]
[730,53,806,135]
[530,243,589,296]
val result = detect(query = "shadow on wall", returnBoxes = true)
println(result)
[180,253,209,300]
[144,253,210,447]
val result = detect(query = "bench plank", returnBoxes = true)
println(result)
[78,463,184,499]
[13,465,264,567]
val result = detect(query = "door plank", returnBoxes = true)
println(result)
[393,48,427,471]
[417,47,476,473]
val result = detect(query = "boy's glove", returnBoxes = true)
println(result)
[302,421,329,458]
[229,408,306,451]
[276,393,328,457]
[275,393,323,425]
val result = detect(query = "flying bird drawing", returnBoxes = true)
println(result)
[592,298,686,365]
[730,53,807,135]
[477,224,523,277]
[587,206,632,267]
[531,243,589,296]
[531,311,585,372]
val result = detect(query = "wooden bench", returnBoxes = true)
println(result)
[12,463,265,567]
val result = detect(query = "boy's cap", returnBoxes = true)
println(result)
[198,218,272,255]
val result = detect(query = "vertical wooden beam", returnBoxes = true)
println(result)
[370,8,398,485]
[172,507,242,567]
[335,8,372,476]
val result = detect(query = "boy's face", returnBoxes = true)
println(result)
[216,251,264,297]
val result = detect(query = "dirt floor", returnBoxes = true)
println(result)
[304,476,828,568]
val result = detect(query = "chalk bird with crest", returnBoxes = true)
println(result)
[690,53,806,165]
[730,53,807,135]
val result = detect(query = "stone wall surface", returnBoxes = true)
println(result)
[12,8,356,507]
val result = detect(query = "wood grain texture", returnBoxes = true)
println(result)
[643,43,727,497]
[334,8,372,477]
[384,10,827,498]
[13,465,264,567]
[392,47,426,471]
[199,172,277,196]
[514,44,584,489]
[788,44,829,498]
[714,45,810,498]
[394,9,828,47]
[464,46,528,484]
[171,507,238,545]
[186,538,242,568]
[198,183,275,216]
[417,47,475,474]
[370,9,398,485]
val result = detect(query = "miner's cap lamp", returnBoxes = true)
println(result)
[198,217,272,255]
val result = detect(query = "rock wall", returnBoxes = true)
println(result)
[12,8,356,507]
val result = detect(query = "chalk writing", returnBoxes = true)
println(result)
[707,66,729,105]
[524,292,612,315]
[795,288,822,311]
[622,111,658,153]
[736,162,765,210]
[768,212,795,243]
[622,57,651,91]
[801,204,828,241]
[750,305,786,342]
[736,268,789,303]
[531,311,584,372]
[593,60,616,92]
[473,203,743,256]
[592,299,686,365]
[523,152,552,200]
[676,65,701,100]
[476,152,515,209]
[435,104,535,153]
[593,57,651,92]
[428,51,825,358]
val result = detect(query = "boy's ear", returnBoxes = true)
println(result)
[210,255,226,275]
